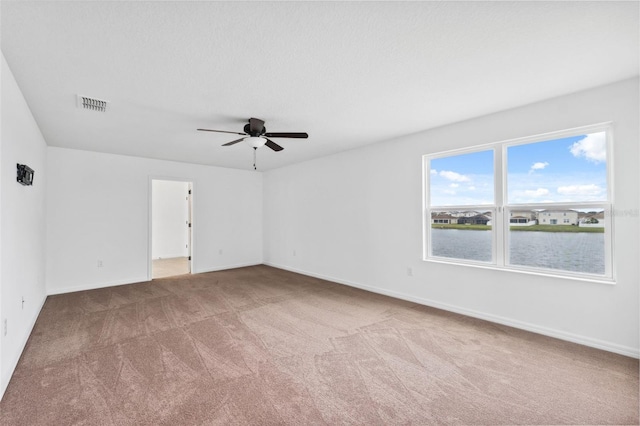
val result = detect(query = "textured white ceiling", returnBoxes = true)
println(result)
[2,1,638,171]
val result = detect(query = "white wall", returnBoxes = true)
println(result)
[0,53,48,398]
[46,148,262,294]
[152,180,189,259]
[263,78,640,357]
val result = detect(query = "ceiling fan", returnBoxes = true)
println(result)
[197,117,308,152]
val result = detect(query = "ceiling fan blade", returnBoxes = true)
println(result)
[263,132,308,138]
[249,118,265,134]
[222,138,245,146]
[264,139,284,152]
[198,128,247,136]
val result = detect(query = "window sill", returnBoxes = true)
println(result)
[423,257,616,286]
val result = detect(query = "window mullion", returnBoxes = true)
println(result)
[495,146,505,267]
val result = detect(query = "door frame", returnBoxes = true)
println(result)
[148,176,194,281]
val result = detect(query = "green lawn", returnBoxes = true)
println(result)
[431,224,604,233]
[509,225,604,233]
[431,224,491,231]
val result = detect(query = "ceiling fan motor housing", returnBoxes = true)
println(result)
[243,123,265,137]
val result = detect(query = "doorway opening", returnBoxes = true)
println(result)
[150,179,193,279]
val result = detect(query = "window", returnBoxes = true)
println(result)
[427,150,494,263]
[424,123,613,281]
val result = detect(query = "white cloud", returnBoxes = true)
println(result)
[430,169,438,175]
[449,183,459,188]
[524,188,550,197]
[439,170,470,182]
[557,184,603,196]
[468,186,476,191]
[570,132,606,163]
[529,162,549,173]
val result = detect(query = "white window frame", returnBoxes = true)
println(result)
[423,147,499,265]
[423,122,614,284]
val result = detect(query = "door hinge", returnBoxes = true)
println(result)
[188,223,192,228]
[188,189,192,195]
[188,256,192,261]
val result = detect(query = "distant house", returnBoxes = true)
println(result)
[432,214,457,224]
[538,210,578,225]
[449,211,479,218]
[510,215,535,226]
[509,210,537,226]
[457,214,490,225]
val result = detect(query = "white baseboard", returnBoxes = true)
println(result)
[0,293,47,401]
[46,261,264,296]
[196,262,262,274]
[47,276,150,296]
[264,261,639,359]
[153,254,188,260]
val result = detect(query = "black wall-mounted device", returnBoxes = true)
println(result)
[17,164,34,186]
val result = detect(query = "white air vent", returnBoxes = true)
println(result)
[77,95,108,112]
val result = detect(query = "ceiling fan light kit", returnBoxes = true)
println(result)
[244,136,267,148]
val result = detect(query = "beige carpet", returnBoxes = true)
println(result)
[0,265,637,425]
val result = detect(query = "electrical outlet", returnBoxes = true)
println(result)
[3,319,7,337]
[293,249,296,256]
[97,260,103,267]
[407,267,413,277]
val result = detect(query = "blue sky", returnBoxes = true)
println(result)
[429,132,608,206]
[429,150,494,206]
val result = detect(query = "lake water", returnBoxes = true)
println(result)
[430,228,605,275]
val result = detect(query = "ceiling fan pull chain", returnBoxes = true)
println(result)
[253,147,257,171]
